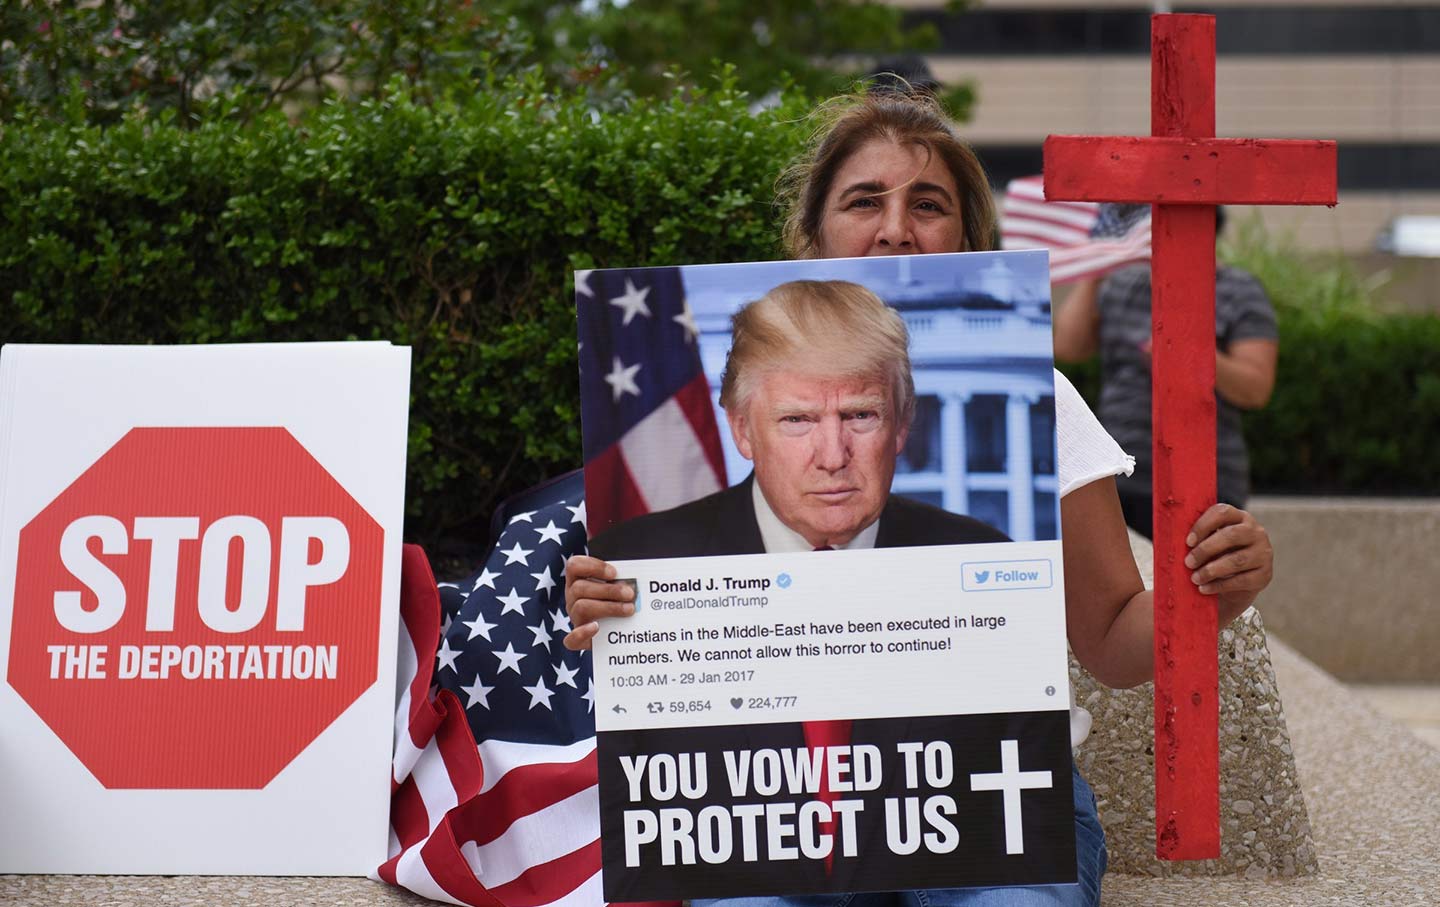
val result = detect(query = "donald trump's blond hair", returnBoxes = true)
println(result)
[719,280,915,427]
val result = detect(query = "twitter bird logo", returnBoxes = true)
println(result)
[974,570,991,583]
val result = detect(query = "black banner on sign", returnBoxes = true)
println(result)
[597,711,1075,901]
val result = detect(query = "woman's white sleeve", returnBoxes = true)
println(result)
[1054,368,1135,498]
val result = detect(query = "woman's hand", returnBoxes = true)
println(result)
[1184,503,1274,624]
[563,555,635,650]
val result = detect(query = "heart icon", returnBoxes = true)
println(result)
[730,697,744,709]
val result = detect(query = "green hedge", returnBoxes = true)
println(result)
[1247,309,1440,493]
[2,88,1436,553]
[0,84,810,547]
[1224,229,1440,495]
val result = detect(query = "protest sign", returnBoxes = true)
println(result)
[576,253,1076,898]
[595,544,1074,899]
[0,342,409,874]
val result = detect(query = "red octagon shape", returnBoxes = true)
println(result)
[8,427,384,789]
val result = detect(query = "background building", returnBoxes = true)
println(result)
[889,0,1440,255]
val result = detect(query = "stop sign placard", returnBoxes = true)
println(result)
[7,426,384,789]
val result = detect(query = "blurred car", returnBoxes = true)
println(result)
[1374,216,1440,257]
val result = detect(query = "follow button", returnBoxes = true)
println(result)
[961,559,1054,592]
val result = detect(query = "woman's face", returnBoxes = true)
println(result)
[813,139,965,259]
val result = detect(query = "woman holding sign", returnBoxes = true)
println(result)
[567,87,1274,907]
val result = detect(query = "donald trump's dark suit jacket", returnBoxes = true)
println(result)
[589,474,1009,561]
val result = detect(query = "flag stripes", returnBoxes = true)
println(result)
[1000,175,1154,285]
[380,513,674,907]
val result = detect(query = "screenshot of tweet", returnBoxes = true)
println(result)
[593,539,1076,900]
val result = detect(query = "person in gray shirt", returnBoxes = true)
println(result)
[1053,207,1279,538]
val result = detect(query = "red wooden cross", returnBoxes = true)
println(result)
[1042,14,1336,860]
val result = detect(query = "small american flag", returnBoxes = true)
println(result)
[377,499,627,907]
[575,266,728,538]
[1000,175,1152,285]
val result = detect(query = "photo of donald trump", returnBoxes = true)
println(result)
[572,264,1080,901]
[588,279,1008,561]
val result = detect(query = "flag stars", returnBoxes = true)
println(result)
[501,542,534,566]
[523,676,556,711]
[531,566,557,598]
[609,278,652,326]
[491,643,526,675]
[604,356,642,402]
[553,660,579,689]
[673,298,700,343]
[534,521,566,546]
[422,497,602,762]
[496,587,530,616]
[574,269,594,298]
[463,613,497,642]
[460,675,494,710]
[550,607,572,635]
[436,637,461,674]
[472,566,500,592]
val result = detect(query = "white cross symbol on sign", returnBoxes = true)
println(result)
[969,739,1054,855]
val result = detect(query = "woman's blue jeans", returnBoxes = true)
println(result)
[693,765,1106,907]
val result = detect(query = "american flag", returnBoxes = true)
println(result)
[575,266,728,539]
[376,263,722,906]
[378,500,627,907]
[1000,175,1152,285]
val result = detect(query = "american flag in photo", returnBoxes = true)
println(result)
[576,266,728,540]
[1000,175,1152,285]
[378,500,670,907]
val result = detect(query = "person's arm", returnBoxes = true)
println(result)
[1214,268,1278,409]
[1061,478,1274,689]
[1052,278,1103,363]
[1214,338,1277,410]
